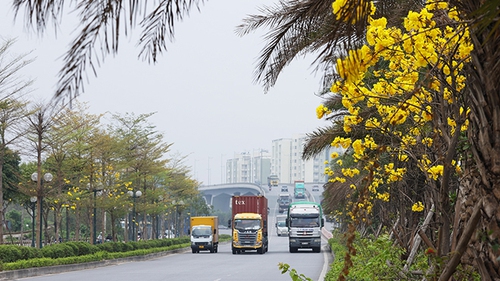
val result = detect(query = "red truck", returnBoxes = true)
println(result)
[230,195,269,254]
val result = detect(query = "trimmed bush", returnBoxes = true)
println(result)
[41,243,75,259]
[0,245,23,263]
[64,241,99,256]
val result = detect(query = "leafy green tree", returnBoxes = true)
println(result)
[45,101,102,243]
[90,127,128,242]
[109,112,173,240]
[5,209,21,232]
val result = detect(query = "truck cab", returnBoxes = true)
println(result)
[287,202,324,253]
[232,213,267,254]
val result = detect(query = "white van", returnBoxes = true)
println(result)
[276,215,288,236]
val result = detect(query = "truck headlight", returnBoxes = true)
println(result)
[289,238,297,243]
[233,231,238,242]
[314,238,322,243]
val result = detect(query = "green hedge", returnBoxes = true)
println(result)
[2,243,191,271]
[0,237,191,264]
[0,235,228,272]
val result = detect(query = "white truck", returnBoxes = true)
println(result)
[287,201,324,253]
[190,216,219,253]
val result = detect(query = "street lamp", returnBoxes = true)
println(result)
[173,200,185,237]
[30,196,37,247]
[128,190,142,241]
[31,172,53,248]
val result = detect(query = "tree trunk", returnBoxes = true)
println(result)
[460,16,500,278]
[74,209,80,241]
[0,152,4,244]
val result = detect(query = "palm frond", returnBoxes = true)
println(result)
[13,0,204,100]
[303,124,344,160]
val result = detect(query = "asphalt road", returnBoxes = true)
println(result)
[9,186,333,281]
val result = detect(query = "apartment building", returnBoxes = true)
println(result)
[273,134,336,184]
[226,134,343,185]
[226,150,271,184]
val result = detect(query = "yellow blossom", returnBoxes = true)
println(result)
[428,165,444,180]
[376,192,390,202]
[412,201,424,212]
[422,137,433,147]
[316,104,332,119]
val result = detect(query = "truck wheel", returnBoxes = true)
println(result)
[257,247,264,254]
[192,249,196,254]
[313,247,321,253]
[210,249,214,253]
[232,247,237,255]
[289,247,298,253]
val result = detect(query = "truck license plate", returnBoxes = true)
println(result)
[199,245,204,248]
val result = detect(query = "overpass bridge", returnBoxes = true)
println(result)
[198,183,265,213]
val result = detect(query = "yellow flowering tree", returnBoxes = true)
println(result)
[321,0,474,279]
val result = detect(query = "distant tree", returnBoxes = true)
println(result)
[0,39,33,244]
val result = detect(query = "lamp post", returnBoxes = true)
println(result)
[92,189,103,244]
[173,200,185,237]
[31,172,53,248]
[127,190,142,241]
[30,196,37,247]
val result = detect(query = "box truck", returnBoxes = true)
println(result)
[230,195,268,254]
[190,216,219,253]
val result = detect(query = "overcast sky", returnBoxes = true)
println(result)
[0,0,327,186]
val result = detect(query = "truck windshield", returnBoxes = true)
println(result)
[277,221,286,227]
[234,219,261,230]
[290,216,320,227]
[192,226,211,237]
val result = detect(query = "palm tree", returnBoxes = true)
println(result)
[240,0,500,279]
[442,1,500,280]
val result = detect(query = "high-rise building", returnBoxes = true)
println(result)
[226,135,344,185]
[271,138,292,184]
[226,150,271,184]
[272,134,342,184]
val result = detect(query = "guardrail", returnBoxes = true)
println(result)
[321,227,333,240]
